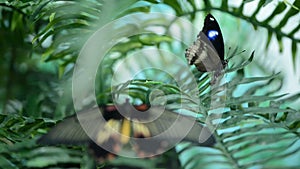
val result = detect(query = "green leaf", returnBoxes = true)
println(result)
[0,156,17,169]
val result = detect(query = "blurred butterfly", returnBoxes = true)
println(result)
[38,102,215,162]
[185,14,227,73]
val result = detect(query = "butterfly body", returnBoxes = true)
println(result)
[185,14,226,72]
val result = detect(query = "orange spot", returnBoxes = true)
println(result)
[134,104,150,111]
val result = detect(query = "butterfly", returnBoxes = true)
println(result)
[185,14,227,73]
[38,102,215,162]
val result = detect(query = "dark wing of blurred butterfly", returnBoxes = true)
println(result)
[38,103,215,162]
[185,14,226,72]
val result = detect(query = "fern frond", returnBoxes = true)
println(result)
[155,0,300,69]
[177,52,300,169]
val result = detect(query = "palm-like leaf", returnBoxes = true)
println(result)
[176,54,300,169]
[32,0,300,74]
[167,0,300,64]
[1,0,299,168]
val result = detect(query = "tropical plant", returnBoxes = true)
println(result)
[0,0,299,168]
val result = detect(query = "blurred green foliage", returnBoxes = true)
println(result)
[0,0,299,169]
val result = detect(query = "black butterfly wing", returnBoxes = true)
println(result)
[124,107,215,157]
[37,107,106,145]
[132,120,215,157]
[37,107,123,162]
[141,107,214,145]
[185,14,225,72]
[186,32,224,72]
[37,116,89,145]
[202,14,224,62]
[38,105,215,160]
